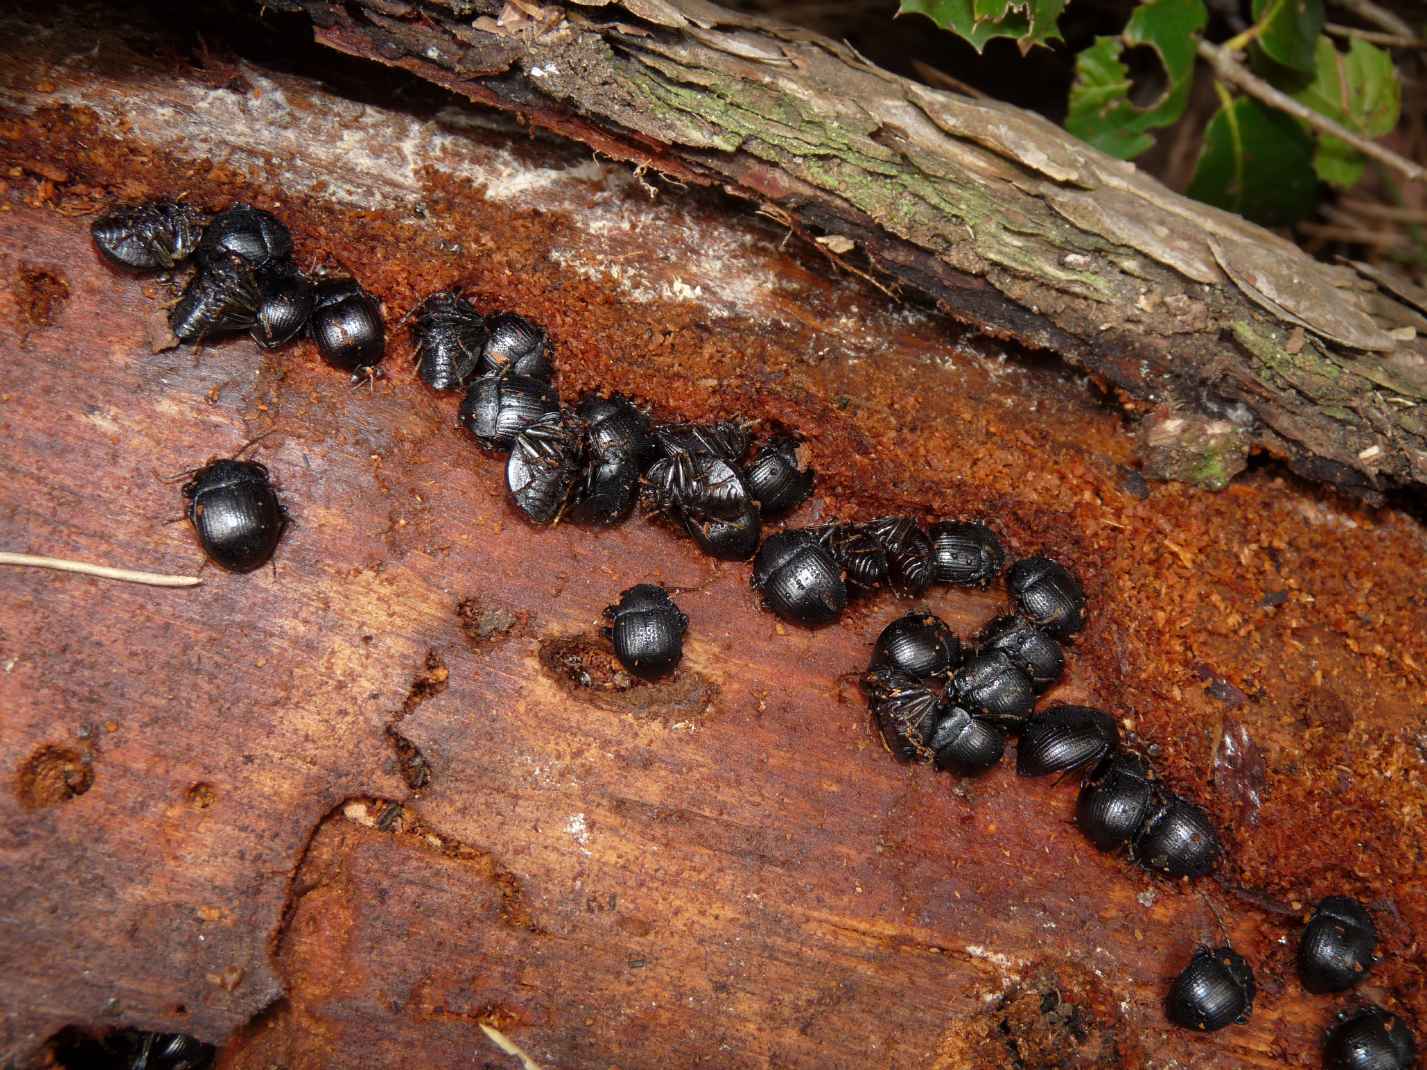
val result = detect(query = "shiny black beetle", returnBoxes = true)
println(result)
[169,253,261,344]
[411,289,487,391]
[952,651,1035,731]
[870,611,961,680]
[863,516,933,598]
[569,394,654,526]
[861,667,941,763]
[196,202,293,268]
[181,458,286,573]
[1075,751,1155,852]
[603,584,688,677]
[814,523,888,594]
[975,614,1064,694]
[310,278,385,373]
[752,530,847,626]
[506,410,586,524]
[927,702,1006,775]
[480,312,553,380]
[251,266,314,349]
[1325,1005,1417,1070]
[1166,945,1255,1032]
[928,520,1004,588]
[458,374,560,451]
[91,200,207,271]
[1016,704,1117,777]
[1133,790,1219,878]
[1300,896,1377,994]
[745,436,813,519]
[51,1028,215,1070]
[1007,555,1087,639]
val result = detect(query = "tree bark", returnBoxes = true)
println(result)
[276,0,1427,499]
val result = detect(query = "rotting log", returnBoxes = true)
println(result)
[273,0,1427,500]
[2,4,1427,1070]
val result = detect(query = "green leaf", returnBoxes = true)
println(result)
[1250,0,1324,75]
[1065,0,1208,159]
[1291,36,1401,187]
[897,0,1068,53]
[1187,97,1318,226]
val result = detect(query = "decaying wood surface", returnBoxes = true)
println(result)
[2,4,1427,1070]
[278,0,1427,499]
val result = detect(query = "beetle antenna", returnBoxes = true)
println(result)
[233,429,277,458]
[1200,890,1231,942]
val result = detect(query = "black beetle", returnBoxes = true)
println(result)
[1300,896,1378,994]
[1325,1005,1417,1070]
[1166,945,1255,1032]
[181,458,286,573]
[952,651,1035,731]
[91,200,207,271]
[1016,704,1117,777]
[928,521,1005,588]
[197,202,293,268]
[410,289,487,391]
[1133,790,1219,878]
[746,437,813,519]
[975,614,1064,694]
[568,394,654,526]
[862,667,941,763]
[169,253,261,343]
[602,584,688,677]
[251,266,314,350]
[870,611,960,680]
[458,374,561,452]
[480,312,553,381]
[863,516,933,598]
[653,421,750,464]
[815,523,889,594]
[1075,751,1155,852]
[644,451,752,523]
[310,278,385,373]
[927,702,1006,775]
[52,1028,215,1070]
[506,410,586,524]
[1007,555,1087,640]
[752,530,847,626]
[683,501,761,561]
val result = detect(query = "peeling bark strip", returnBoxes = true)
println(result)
[274,0,1427,496]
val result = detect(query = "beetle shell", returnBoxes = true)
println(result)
[952,651,1035,731]
[602,584,688,677]
[1007,555,1087,639]
[169,253,261,343]
[182,459,286,573]
[975,614,1065,693]
[459,374,561,451]
[683,503,761,561]
[411,289,487,391]
[646,452,752,523]
[815,523,888,593]
[197,202,293,268]
[1325,1005,1417,1070]
[1016,704,1118,777]
[480,313,553,380]
[654,421,750,464]
[310,278,385,371]
[579,395,655,468]
[573,395,653,526]
[870,611,961,680]
[752,530,847,626]
[862,667,941,763]
[1076,751,1155,851]
[746,437,814,518]
[928,703,1005,775]
[251,267,314,349]
[1166,946,1255,1032]
[864,516,933,598]
[91,200,207,271]
[506,411,587,525]
[1133,791,1219,878]
[59,1029,216,1070]
[928,521,1005,588]
[1300,896,1378,994]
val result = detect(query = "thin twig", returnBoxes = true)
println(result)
[480,1025,544,1070]
[1197,37,1426,185]
[1338,200,1427,223]
[0,552,202,587]
[1324,22,1425,48]
[1330,0,1416,39]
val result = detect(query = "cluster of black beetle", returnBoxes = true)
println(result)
[88,199,1416,1070]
